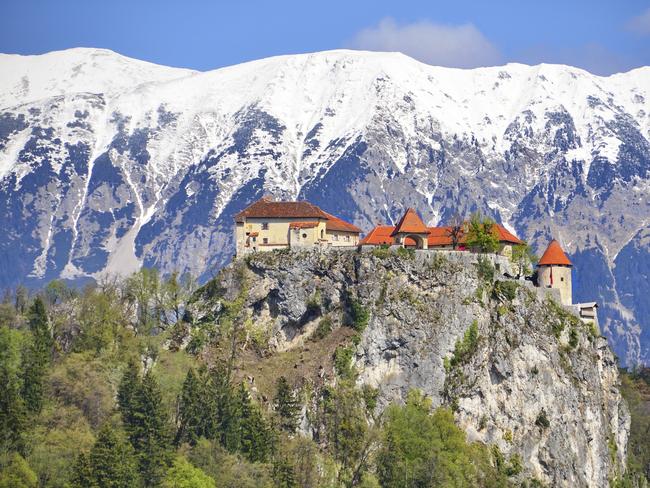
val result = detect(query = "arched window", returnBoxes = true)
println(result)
[321,229,324,239]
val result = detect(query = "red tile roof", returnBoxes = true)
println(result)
[493,225,523,245]
[236,197,361,234]
[390,208,430,236]
[362,222,522,247]
[322,211,362,233]
[359,225,395,245]
[538,239,572,266]
[235,196,326,221]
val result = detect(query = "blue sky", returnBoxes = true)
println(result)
[1,0,649,75]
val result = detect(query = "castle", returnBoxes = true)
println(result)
[234,199,597,325]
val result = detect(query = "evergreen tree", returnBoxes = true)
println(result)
[211,366,240,453]
[237,383,273,463]
[131,371,173,486]
[85,424,140,488]
[0,327,27,454]
[272,457,297,488]
[69,452,95,488]
[176,368,212,446]
[274,376,300,433]
[117,358,141,435]
[21,297,52,414]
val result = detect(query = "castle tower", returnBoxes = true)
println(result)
[390,208,430,249]
[538,239,573,305]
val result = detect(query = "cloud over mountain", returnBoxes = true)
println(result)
[348,18,501,68]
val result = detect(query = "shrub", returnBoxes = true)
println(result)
[371,246,391,259]
[493,280,518,301]
[349,298,369,333]
[306,291,321,314]
[312,317,332,341]
[448,320,480,369]
[476,256,495,283]
[569,327,579,349]
[395,247,414,260]
[334,346,356,380]
[535,410,550,429]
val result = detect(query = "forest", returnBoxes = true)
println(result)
[0,268,648,487]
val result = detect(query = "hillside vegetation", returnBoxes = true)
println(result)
[0,249,647,487]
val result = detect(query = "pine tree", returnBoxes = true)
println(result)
[274,376,300,433]
[132,371,173,486]
[21,297,52,414]
[176,368,211,446]
[210,365,240,452]
[69,452,95,488]
[272,457,297,488]
[0,327,27,454]
[117,357,141,435]
[237,383,273,463]
[87,424,140,488]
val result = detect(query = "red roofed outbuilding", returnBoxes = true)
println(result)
[537,239,573,305]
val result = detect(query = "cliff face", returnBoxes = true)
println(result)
[188,248,629,487]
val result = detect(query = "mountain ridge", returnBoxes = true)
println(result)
[0,47,648,365]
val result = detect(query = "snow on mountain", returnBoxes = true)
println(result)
[0,47,197,109]
[0,48,649,364]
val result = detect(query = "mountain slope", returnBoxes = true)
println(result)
[0,48,649,364]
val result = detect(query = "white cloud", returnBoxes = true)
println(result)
[348,18,501,68]
[626,8,650,36]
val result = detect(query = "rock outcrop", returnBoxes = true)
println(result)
[188,248,629,487]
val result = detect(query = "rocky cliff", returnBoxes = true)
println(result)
[186,248,629,487]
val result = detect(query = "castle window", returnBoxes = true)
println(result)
[302,233,307,239]
[345,235,350,242]
[263,238,268,244]
[333,235,339,241]
[262,222,269,230]
[560,277,564,282]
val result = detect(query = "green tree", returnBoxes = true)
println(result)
[376,390,504,487]
[21,297,52,414]
[14,285,28,314]
[274,376,300,434]
[162,457,215,488]
[0,327,27,454]
[511,242,538,278]
[465,213,499,254]
[77,424,140,488]
[124,268,161,334]
[117,358,141,432]
[272,457,297,488]
[75,285,125,353]
[69,452,95,488]
[320,383,369,483]
[237,384,274,463]
[175,368,205,445]
[131,371,173,486]
[0,452,38,488]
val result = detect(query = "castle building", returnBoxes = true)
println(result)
[234,197,361,257]
[360,208,523,257]
[537,239,573,305]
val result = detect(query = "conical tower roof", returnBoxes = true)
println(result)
[538,239,572,266]
[390,208,429,236]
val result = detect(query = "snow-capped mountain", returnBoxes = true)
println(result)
[0,48,649,364]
